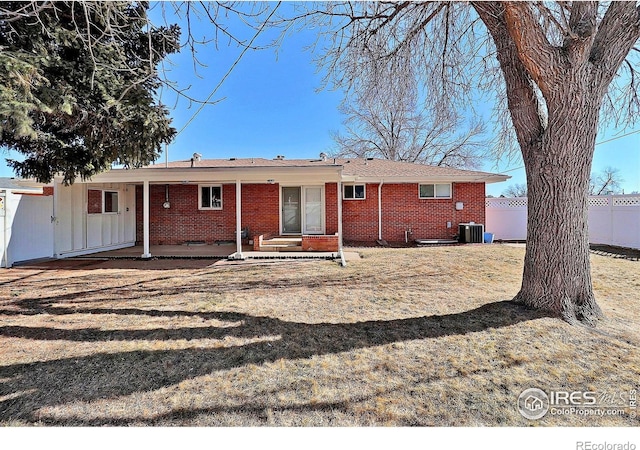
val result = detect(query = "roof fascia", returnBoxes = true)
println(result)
[74,166,343,184]
[343,175,511,184]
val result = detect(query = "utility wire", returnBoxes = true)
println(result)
[495,128,640,175]
[175,2,282,137]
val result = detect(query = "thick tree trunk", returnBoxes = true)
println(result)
[471,1,640,326]
[514,86,603,326]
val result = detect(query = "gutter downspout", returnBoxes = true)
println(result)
[378,180,384,241]
[337,180,343,253]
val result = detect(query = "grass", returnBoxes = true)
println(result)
[0,245,638,426]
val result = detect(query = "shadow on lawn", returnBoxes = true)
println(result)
[0,300,549,425]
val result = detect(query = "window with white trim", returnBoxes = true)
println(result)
[419,183,452,199]
[343,184,366,200]
[88,189,119,214]
[199,185,222,209]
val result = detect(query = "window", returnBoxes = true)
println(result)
[104,191,119,213]
[419,183,452,199]
[343,184,366,200]
[88,189,118,214]
[199,185,222,209]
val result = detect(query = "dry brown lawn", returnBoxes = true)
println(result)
[0,245,638,426]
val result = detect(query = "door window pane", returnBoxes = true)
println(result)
[282,187,301,233]
[304,187,323,233]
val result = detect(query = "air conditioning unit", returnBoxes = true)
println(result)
[458,223,484,243]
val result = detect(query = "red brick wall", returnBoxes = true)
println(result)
[302,235,339,252]
[241,183,279,237]
[87,189,102,214]
[134,181,485,246]
[135,183,280,245]
[325,183,338,235]
[342,182,486,243]
[342,183,380,242]
[136,184,235,245]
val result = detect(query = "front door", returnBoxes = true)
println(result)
[282,187,301,234]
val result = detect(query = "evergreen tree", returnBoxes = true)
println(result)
[0,2,179,183]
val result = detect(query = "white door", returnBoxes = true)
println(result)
[303,186,324,234]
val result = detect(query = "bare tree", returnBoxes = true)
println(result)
[332,93,487,169]
[503,183,528,198]
[278,2,640,325]
[590,167,624,195]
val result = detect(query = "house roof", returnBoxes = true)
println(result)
[0,177,44,194]
[144,157,509,184]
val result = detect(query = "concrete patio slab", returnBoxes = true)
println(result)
[75,244,243,259]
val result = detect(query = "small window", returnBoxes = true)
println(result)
[419,183,452,199]
[200,185,222,209]
[104,191,119,213]
[88,189,118,214]
[344,184,366,200]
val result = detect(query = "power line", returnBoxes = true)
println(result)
[594,128,640,146]
[495,128,640,175]
[175,2,282,137]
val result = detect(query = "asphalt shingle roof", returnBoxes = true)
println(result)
[147,157,506,182]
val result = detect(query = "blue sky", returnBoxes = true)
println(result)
[1,2,638,197]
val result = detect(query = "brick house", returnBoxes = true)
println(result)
[47,156,508,259]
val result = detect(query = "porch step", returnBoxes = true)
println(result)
[259,236,302,252]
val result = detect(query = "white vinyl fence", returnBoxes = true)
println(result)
[1,191,54,267]
[485,195,640,250]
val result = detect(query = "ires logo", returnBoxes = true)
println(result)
[550,391,598,406]
[518,389,599,420]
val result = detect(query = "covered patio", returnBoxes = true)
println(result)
[51,158,344,261]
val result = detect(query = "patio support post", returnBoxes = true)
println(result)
[337,181,343,250]
[378,180,384,241]
[235,179,243,258]
[142,179,151,259]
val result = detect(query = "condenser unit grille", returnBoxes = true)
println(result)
[458,223,484,243]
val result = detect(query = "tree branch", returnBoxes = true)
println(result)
[473,2,544,156]
[591,2,640,88]
[501,2,562,97]
[563,1,597,65]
